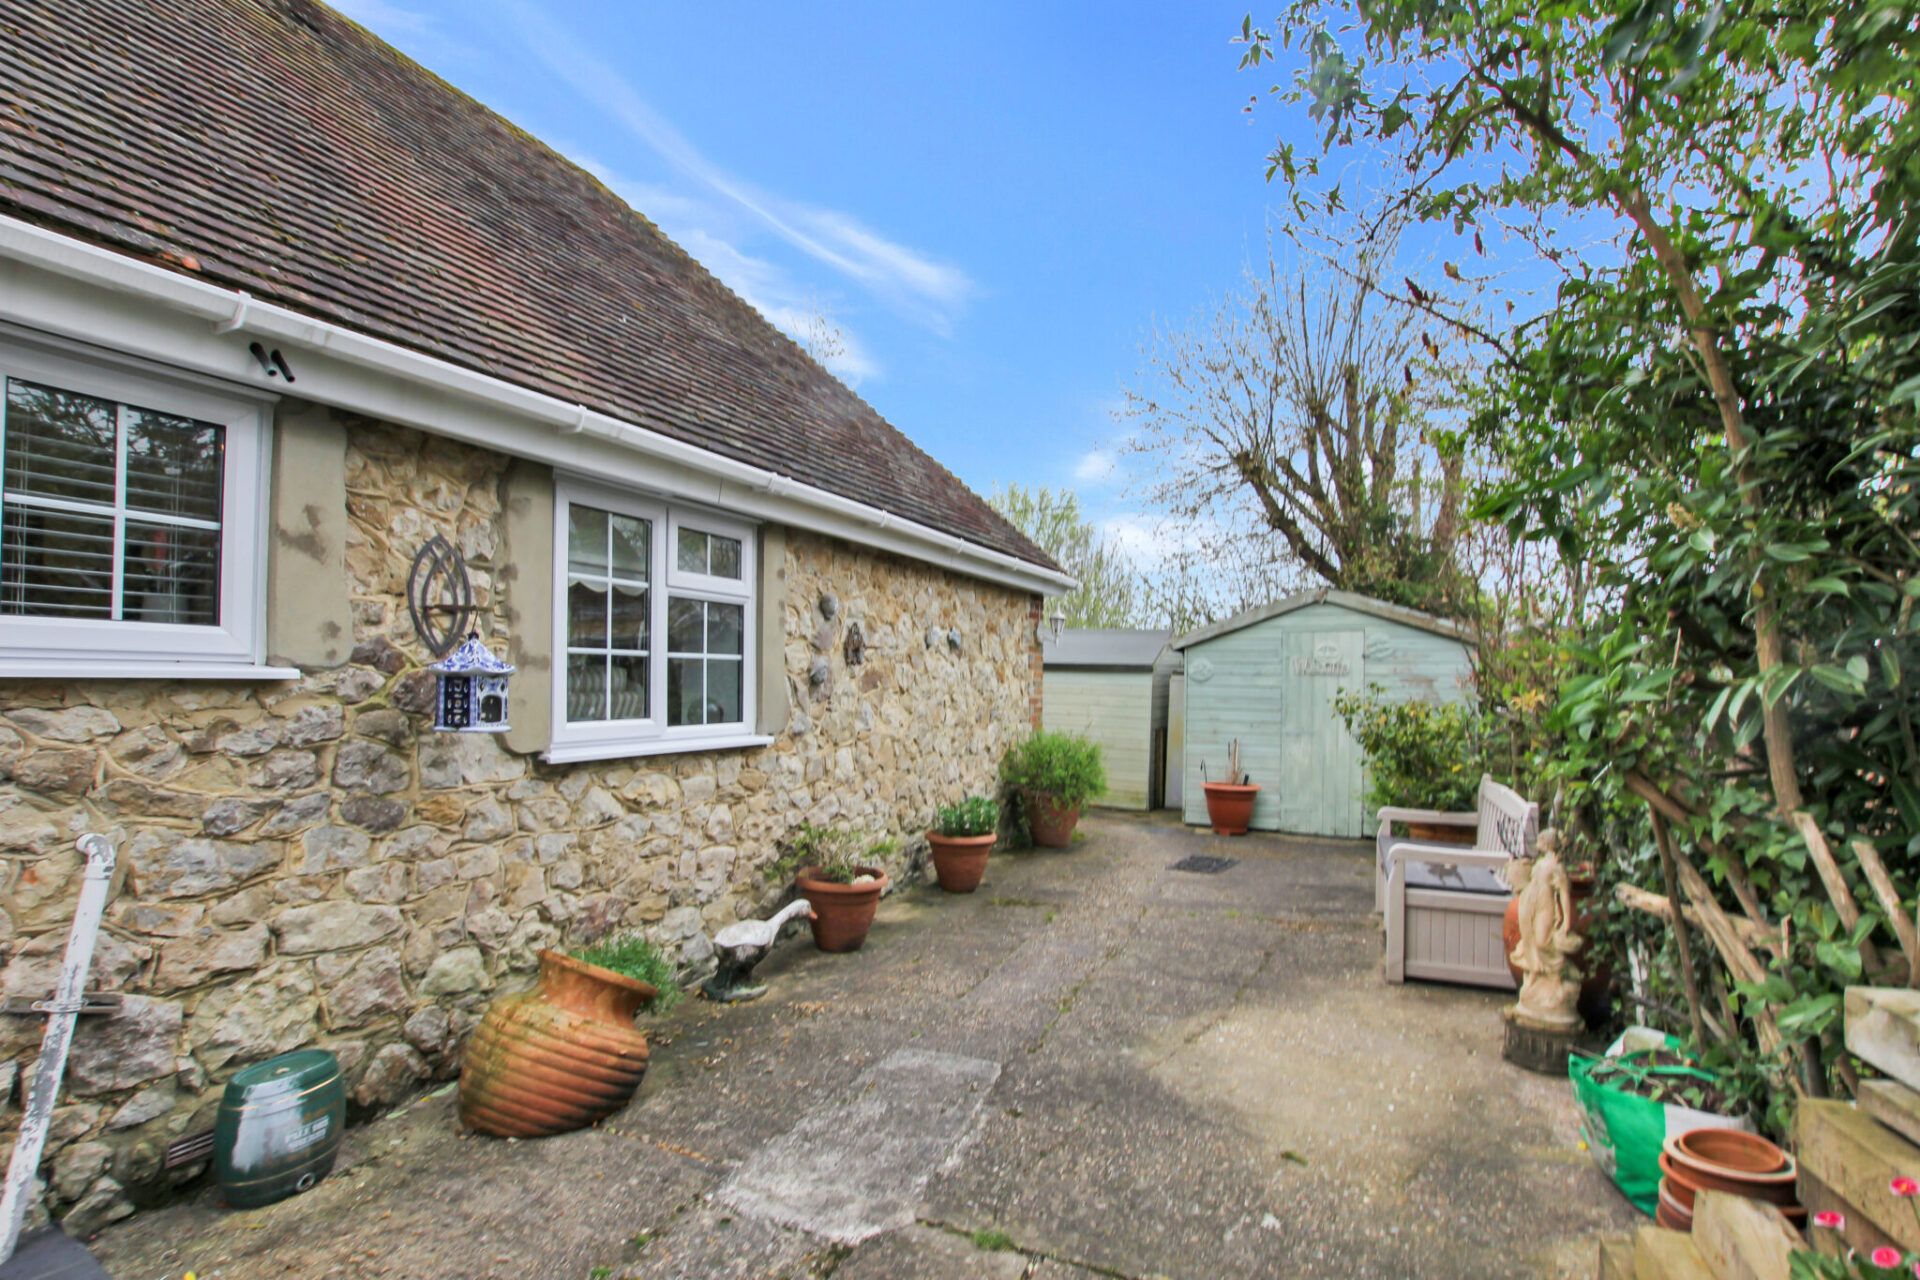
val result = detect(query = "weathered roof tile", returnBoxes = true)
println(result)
[0,0,1054,572]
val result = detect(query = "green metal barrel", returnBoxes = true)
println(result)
[214,1049,345,1209]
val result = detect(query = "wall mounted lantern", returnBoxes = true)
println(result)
[431,632,514,733]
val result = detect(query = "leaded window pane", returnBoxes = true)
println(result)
[564,502,650,723]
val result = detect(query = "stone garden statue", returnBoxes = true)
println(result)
[702,900,813,1003]
[1506,828,1584,1032]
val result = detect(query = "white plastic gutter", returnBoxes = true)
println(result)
[0,215,1075,597]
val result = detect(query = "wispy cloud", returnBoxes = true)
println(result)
[1073,448,1117,485]
[501,1,972,332]
[575,156,881,384]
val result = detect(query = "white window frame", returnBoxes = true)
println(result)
[663,508,754,734]
[0,331,274,676]
[547,478,763,762]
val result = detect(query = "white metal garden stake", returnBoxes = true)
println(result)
[0,834,116,1262]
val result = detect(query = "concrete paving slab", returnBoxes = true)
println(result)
[1028,1258,1114,1279]
[618,1203,820,1280]
[91,812,1636,1280]
[719,1048,1001,1245]
[832,1225,1028,1279]
[91,1088,713,1280]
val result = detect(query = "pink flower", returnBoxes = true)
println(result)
[1873,1246,1903,1267]
[1893,1176,1920,1198]
[1813,1210,1845,1229]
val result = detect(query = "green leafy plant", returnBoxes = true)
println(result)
[1333,688,1480,813]
[768,822,897,886]
[570,934,682,1012]
[934,795,999,838]
[999,730,1107,808]
[1582,1049,1730,1115]
[1242,0,1920,1129]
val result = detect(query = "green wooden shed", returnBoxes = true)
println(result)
[1041,628,1180,811]
[1172,589,1473,837]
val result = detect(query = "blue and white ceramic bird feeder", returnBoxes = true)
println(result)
[430,632,514,733]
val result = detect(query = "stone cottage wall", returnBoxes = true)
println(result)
[0,414,1040,1232]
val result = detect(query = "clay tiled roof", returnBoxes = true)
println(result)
[0,0,1056,572]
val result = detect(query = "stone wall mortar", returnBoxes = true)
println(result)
[0,414,1034,1231]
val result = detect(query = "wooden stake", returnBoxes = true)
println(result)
[1651,810,1709,1048]
[1613,884,1781,954]
[1790,813,1880,975]
[1625,771,1768,927]
[1654,824,1794,1077]
[1849,836,1920,987]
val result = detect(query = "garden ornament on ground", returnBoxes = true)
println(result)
[703,900,815,1002]
[1507,828,1584,1032]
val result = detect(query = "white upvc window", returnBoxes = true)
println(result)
[548,478,760,762]
[0,332,272,675]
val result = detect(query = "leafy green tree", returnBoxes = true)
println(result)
[989,484,1142,628]
[1239,0,1920,1118]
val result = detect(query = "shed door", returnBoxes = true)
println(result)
[1275,630,1365,837]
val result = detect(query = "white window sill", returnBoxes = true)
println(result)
[0,660,302,681]
[542,733,775,765]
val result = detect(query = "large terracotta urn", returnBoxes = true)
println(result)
[459,950,655,1138]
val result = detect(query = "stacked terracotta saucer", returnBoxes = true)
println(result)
[1656,1127,1804,1231]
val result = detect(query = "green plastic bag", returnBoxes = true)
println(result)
[1569,1027,1747,1215]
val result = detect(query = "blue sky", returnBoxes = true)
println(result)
[332,0,1310,542]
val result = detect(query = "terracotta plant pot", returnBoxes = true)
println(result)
[796,866,888,952]
[1201,782,1259,836]
[1655,1182,1693,1232]
[1658,1151,1800,1210]
[1022,790,1081,848]
[1670,1127,1790,1176]
[1657,1130,1803,1225]
[1406,820,1478,846]
[458,950,655,1138]
[1503,870,1612,1025]
[927,832,994,893]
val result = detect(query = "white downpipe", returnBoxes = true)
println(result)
[0,216,1075,597]
[0,835,117,1261]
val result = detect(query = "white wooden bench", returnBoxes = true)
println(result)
[1376,775,1538,989]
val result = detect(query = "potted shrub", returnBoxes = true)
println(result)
[459,935,680,1138]
[1333,688,1481,844]
[783,822,895,952]
[999,730,1105,848]
[1200,738,1259,835]
[928,795,998,893]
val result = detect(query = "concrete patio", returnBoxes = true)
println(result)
[91,812,1635,1279]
